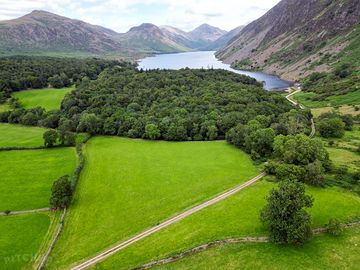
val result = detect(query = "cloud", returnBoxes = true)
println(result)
[0,0,282,32]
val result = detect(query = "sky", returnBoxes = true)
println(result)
[0,0,282,32]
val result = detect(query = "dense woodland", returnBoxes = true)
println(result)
[60,68,300,141]
[0,56,131,102]
[0,65,314,150]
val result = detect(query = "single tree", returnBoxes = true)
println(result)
[260,180,314,245]
[43,129,59,147]
[50,175,72,209]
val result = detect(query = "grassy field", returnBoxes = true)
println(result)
[153,226,360,270]
[0,123,48,148]
[0,148,77,211]
[327,147,360,171]
[13,86,74,111]
[91,180,360,270]
[0,213,50,270]
[46,137,259,269]
[311,105,360,117]
[294,91,360,108]
[321,125,360,171]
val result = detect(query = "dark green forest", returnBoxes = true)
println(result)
[60,68,298,141]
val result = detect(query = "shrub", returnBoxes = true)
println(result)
[318,117,345,138]
[325,218,343,236]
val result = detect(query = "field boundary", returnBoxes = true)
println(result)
[37,208,67,270]
[70,172,266,270]
[133,221,360,270]
[0,208,49,216]
[40,136,90,269]
[0,145,73,152]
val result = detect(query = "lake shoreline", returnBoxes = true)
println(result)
[137,51,292,91]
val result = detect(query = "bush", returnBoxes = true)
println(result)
[325,218,343,236]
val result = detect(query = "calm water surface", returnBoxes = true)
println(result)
[138,51,291,90]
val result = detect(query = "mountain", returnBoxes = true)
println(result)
[187,24,227,49]
[205,26,244,50]
[0,10,229,58]
[217,0,360,81]
[0,10,131,55]
[120,23,190,53]
[160,25,198,49]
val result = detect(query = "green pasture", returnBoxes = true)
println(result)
[0,123,47,148]
[46,137,259,269]
[153,226,360,270]
[13,86,74,111]
[0,213,50,270]
[0,148,77,211]
[294,91,360,108]
[94,181,360,270]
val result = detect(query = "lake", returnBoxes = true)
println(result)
[138,51,292,90]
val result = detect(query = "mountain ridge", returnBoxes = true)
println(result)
[0,10,233,58]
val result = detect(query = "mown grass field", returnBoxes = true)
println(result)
[46,137,259,269]
[153,226,360,270]
[0,213,50,270]
[0,148,77,211]
[294,91,360,108]
[13,86,74,111]
[92,180,360,270]
[0,123,47,147]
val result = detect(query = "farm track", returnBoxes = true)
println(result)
[70,172,267,270]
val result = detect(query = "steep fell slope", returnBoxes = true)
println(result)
[217,0,360,81]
